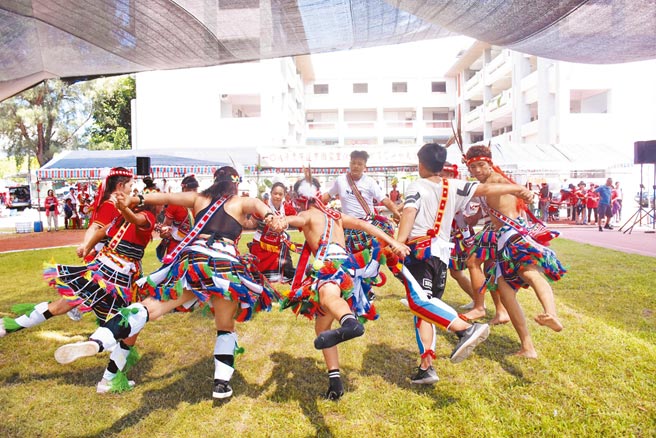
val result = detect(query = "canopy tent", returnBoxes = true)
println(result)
[36,149,231,181]
[2,1,656,101]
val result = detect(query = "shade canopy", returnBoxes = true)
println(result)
[36,149,231,180]
[2,1,656,101]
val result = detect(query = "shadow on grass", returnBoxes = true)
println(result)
[254,352,335,437]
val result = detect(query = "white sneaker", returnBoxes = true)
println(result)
[0,319,5,338]
[460,301,475,310]
[450,323,490,364]
[97,378,136,394]
[54,340,100,364]
[399,298,409,307]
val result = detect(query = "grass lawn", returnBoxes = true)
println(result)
[0,235,654,437]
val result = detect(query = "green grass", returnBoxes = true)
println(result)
[0,236,655,437]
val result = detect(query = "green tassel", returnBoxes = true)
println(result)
[109,371,134,393]
[2,317,22,332]
[123,346,141,373]
[118,307,139,328]
[174,279,183,295]
[10,303,37,316]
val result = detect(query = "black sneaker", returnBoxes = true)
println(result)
[325,378,344,400]
[212,379,233,399]
[410,366,439,384]
[604,224,613,230]
[450,323,490,364]
[599,226,603,232]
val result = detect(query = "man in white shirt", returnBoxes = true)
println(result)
[395,143,534,384]
[322,150,401,254]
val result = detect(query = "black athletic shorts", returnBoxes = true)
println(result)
[404,255,448,300]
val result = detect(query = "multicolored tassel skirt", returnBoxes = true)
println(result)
[280,243,383,322]
[137,239,279,322]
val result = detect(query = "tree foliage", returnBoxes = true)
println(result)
[0,79,89,167]
[88,76,135,150]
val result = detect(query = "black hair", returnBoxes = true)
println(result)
[350,150,370,162]
[417,143,447,173]
[465,145,493,161]
[202,166,239,199]
[271,182,287,193]
[181,175,199,190]
[103,167,133,203]
[142,176,157,189]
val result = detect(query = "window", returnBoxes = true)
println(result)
[431,81,446,92]
[353,83,368,93]
[392,82,407,93]
[313,84,329,94]
[432,111,449,120]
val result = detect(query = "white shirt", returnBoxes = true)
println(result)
[404,178,479,264]
[326,173,386,219]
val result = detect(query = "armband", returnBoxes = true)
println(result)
[137,194,145,208]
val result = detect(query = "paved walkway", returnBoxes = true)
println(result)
[550,221,656,257]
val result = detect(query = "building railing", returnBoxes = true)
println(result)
[424,121,452,129]
[307,121,337,130]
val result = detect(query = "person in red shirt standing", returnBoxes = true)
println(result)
[44,189,60,231]
[586,183,599,225]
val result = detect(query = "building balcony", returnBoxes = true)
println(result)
[464,70,484,100]
[520,119,539,138]
[485,89,513,121]
[484,50,512,87]
[521,70,538,93]
[463,105,485,131]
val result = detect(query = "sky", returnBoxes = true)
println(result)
[309,36,475,79]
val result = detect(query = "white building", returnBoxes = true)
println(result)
[134,57,311,151]
[445,40,656,186]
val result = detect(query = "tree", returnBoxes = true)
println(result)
[88,76,135,150]
[0,79,89,167]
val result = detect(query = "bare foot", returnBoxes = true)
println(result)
[514,348,538,359]
[534,313,563,332]
[489,312,510,325]
[462,308,486,321]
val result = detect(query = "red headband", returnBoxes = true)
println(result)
[465,156,494,167]
[443,164,459,178]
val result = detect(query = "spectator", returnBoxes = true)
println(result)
[538,183,551,224]
[612,181,623,223]
[595,178,614,231]
[44,189,60,232]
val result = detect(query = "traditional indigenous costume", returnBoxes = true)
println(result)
[249,198,298,283]
[4,169,153,392]
[156,202,194,262]
[326,172,395,253]
[138,195,278,319]
[484,209,565,292]
[393,175,488,364]
[280,193,383,323]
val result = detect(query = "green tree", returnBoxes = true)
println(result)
[88,76,135,150]
[0,79,89,167]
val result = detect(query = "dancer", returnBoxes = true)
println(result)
[394,143,534,384]
[121,166,284,400]
[0,167,155,393]
[322,150,401,253]
[282,178,409,400]
[465,145,566,358]
[155,174,199,261]
[248,182,298,283]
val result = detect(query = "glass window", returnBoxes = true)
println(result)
[392,82,407,93]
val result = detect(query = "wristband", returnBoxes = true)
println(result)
[137,194,145,208]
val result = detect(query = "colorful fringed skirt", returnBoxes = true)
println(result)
[449,228,472,271]
[44,250,142,322]
[137,239,279,322]
[469,222,497,261]
[344,215,394,253]
[485,218,567,292]
[249,232,295,283]
[280,243,382,322]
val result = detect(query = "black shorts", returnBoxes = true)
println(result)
[404,255,448,300]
